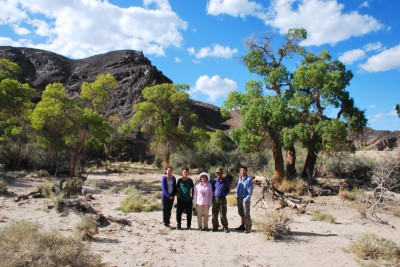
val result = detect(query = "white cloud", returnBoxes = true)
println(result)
[359,1,369,9]
[0,0,187,59]
[11,24,30,35]
[363,42,382,52]
[191,75,237,101]
[174,57,182,63]
[266,0,383,46]
[339,49,365,64]
[0,37,22,46]
[188,44,238,59]
[207,0,267,19]
[369,105,376,109]
[360,45,400,72]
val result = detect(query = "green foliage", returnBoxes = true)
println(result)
[310,210,336,223]
[0,221,103,267]
[118,189,161,213]
[396,104,400,118]
[123,83,200,166]
[31,74,117,176]
[347,233,400,266]
[0,58,20,80]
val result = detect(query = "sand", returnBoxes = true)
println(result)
[1,165,399,267]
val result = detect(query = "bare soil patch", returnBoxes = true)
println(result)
[1,164,399,267]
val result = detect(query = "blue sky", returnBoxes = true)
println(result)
[0,0,399,131]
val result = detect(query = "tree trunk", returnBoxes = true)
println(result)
[301,133,320,184]
[271,137,284,185]
[285,146,296,180]
[164,150,170,168]
[70,129,87,177]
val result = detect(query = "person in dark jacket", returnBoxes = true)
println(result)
[211,167,230,233]
[161,166,177,227]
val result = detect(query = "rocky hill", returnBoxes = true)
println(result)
[0,46,234,130]
[0,46,398,150]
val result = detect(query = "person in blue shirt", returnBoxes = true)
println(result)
[176,167,194,230]
[235,165,253,233]
[160,166,177,228]
[211,167,230,233]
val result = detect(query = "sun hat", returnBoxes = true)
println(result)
[198,172,210,180]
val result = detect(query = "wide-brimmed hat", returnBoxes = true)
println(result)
[198,172,210,180]
[216,167,223,173]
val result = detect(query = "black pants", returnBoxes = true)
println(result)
[176,200,192,228]
[162,196,174,226]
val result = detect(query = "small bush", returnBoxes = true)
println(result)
[37,181,57,198]
[339,188,366,201]
[278,179,307,195]
[0,180,8,194]
[310,210,336,223]
[0,221,103,267]
[255,210,291,240]
[226,195,237,206]
[75,216,99,240]
[118,189,161,213]
[347,233,400,266]
[106,186,120,195]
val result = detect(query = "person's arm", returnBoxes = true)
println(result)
[245,177,253,202]
[193,184,197,204]
[161,176,170,197]
[225,178,230,195]
[176,179,181,198]
[208,183,213,205]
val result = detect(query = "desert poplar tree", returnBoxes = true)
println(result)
[290,50,367,183]
[31,73,118,176]
[0,59,36,168]
[222,29,306,184]
[123,83,202,167]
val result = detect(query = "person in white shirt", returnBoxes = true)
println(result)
[193,172,213,231]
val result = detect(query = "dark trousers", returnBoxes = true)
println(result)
[212,196,228,229]
[176,200,192,227]
[162,196,174,226]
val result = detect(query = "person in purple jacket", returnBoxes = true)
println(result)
[161,166,177,228]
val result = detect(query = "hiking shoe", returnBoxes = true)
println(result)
[199,228,203,231]
[235,225,245,231]
[224,228,230,233]
[204,227,209,231]
[187,226,191,230]
[176,226,182,230]
[211,228,218,232]
[244,229,250,234]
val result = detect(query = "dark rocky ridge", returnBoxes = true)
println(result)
[0,46,398,150]
[0,46,234,130]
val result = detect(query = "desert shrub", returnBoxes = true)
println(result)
[339,188,366,201]
[75,216,99,240]
[0,221,103,267]
[385,200,400,217]
[106,185,120,194]
[255,210,291,240]
[0,180,8,194]
[118,189,161,212]
[85,179,110,189]
[278,178,308,195]
[37,181,57,198]
[325,155,374,181]
[347,233,400,266]
[310,210,336,223]
[226,194,237,206]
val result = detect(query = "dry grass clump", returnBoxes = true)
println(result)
[255,210,291,240]
[339,188,366,201]
[347,233,400,267]
[0,221,103,267]
[0,180,8,194]
[37,181,57,198]
[118,189,161,213]
[310,210,336,224]
[226,194,237,206]
[75,216,99,240]
[278,178,307,195]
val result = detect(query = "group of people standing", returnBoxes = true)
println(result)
[160,165,253,233]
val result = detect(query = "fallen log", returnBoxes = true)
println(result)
[14,189,42,202]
